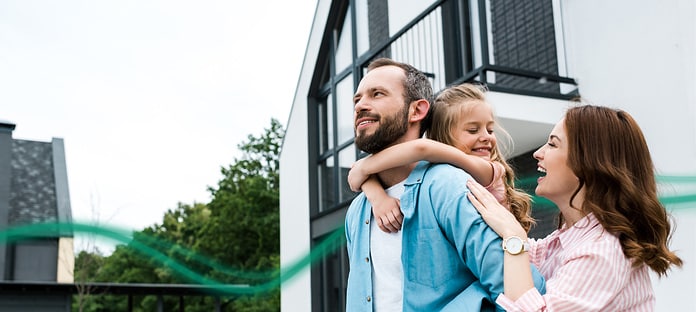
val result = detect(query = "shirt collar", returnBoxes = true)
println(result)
[557,213,601,249]
[406,160,431,186]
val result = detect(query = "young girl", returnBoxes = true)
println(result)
[467,105,683,311]
[348,83,534,233]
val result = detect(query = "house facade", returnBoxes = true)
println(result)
[0,121,75,310]
[279,0,695,311]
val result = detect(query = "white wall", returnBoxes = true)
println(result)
[560,0,696,310]
[279,1,327,311]
[486,92,570,157]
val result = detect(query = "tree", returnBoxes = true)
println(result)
[73,250,105,311]
[73,118,285,311]
[194,118,283,310]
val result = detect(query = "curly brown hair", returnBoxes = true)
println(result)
[427,83,535,232]
[564,105,682,276]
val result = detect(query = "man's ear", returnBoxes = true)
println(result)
[409,99,430,122]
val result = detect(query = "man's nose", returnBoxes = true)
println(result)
[354,98,369,112]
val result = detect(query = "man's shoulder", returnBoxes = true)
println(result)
[420,162,473,179]
[413,162,472,196]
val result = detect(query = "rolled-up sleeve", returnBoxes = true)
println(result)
[496,288,545,312]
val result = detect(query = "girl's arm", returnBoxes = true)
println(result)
[348,138,494,191]
[361,176,403,233]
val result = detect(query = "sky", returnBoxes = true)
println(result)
[0,0,317,252]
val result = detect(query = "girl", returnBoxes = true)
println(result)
[348,83,534,233]
[467,104,683,311]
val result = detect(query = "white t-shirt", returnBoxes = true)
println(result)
[370,180,405,311]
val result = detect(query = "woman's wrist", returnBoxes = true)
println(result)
[501,227,527,240]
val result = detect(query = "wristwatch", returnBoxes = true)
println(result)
[502,236,529,255]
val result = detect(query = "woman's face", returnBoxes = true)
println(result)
[533,119,580,206]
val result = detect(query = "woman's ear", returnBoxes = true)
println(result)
[410,99,430,122]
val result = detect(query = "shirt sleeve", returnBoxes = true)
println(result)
[428,165,546,306]
[496,289,545,312]
[494,237,632,311]
[482,162,504,188]
[344,203,352,239]
[483,162,507,205]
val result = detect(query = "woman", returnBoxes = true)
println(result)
[467,104,682,311]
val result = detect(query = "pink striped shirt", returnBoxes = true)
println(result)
[496,213,655,311]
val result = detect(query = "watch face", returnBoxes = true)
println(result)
[505,237,523,254]
[509,239,521,252]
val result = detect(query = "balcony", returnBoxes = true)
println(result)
[352,0,578,101]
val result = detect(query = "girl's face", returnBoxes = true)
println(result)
[452,101,497,161]
[533,119,580,206]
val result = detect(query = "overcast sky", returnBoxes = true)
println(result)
[0,0,317,252]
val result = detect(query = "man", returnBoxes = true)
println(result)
[344,58,545,311]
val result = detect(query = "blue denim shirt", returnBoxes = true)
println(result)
[345,161,546,311]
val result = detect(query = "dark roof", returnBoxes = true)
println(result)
[0,121,16,133]
[8,138,73,236]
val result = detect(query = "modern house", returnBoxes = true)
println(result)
[0,120,74,311]
[279,0,695,311]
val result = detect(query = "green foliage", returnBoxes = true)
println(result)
[194,118,283,310]
[72,118,284,311]
[73,251,105,311]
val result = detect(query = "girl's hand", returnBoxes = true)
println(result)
[466,179,526,239]
[372,196,403,233]
[348,158,370,192]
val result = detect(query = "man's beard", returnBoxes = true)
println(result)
[354,105,409,154]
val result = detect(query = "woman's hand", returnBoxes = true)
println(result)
[348,158,370,192]
[467,179,526,239]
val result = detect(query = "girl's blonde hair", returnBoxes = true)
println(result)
[427,83,535,232]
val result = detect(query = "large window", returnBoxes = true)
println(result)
[309,2,357,311]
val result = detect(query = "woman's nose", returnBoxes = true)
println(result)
[533,145,544,160]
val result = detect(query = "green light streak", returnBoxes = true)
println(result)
[1,175,693,297]
[0,222,345,296]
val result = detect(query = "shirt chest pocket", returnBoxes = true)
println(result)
[405,228,457,288]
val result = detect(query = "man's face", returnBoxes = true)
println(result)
[353,65,410,154]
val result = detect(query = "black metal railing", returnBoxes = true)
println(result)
[355,0,578,99]
[0,281,248,312]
